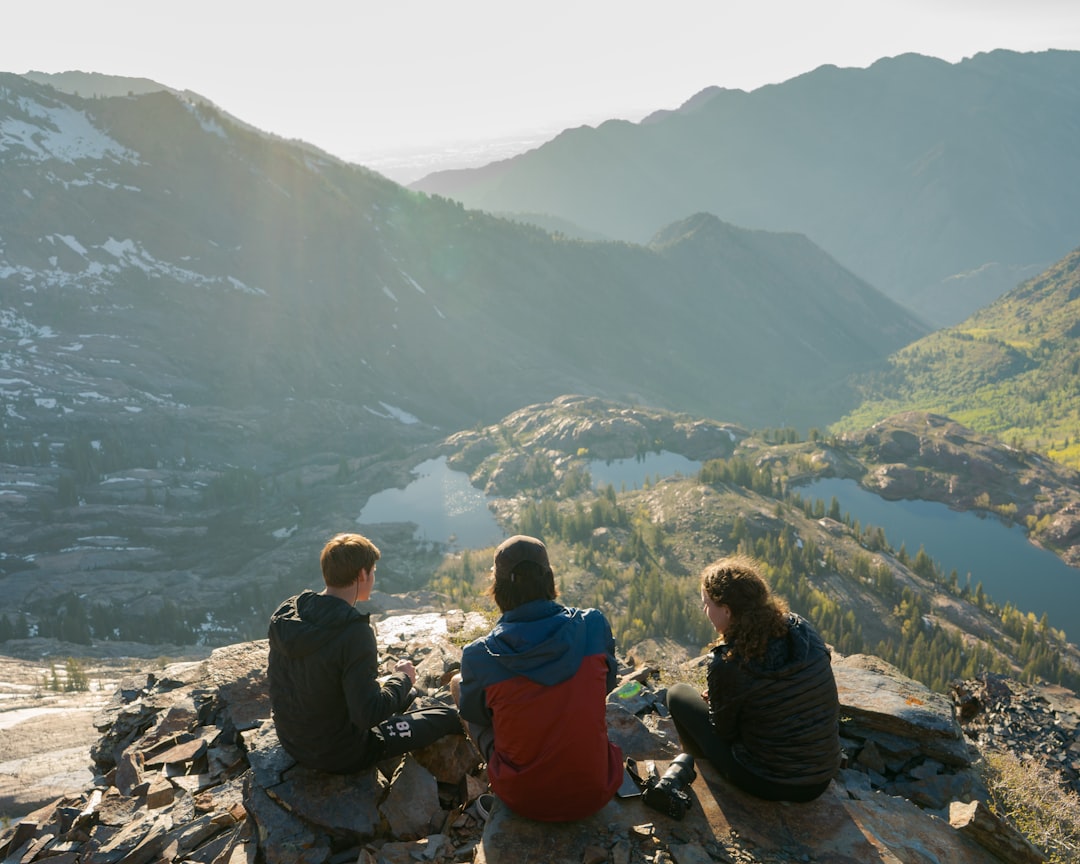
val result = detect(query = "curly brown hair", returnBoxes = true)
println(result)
[701,554,789,661]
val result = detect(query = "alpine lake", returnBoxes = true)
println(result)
[356,453,1079,636]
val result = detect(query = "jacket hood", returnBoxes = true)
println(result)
[483,600,588,687]
[267,590,366,659]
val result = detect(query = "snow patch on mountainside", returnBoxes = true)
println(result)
[0,94,140,164]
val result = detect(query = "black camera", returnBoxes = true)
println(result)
[641,753,697,820]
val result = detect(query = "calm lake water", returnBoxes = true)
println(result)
[589,451,701,489]
[357,451,701,549]
[356,457,504,550]
[800,477,1079,634]
[357,457,1078,634]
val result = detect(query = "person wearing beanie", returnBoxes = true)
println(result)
[452,535,623,821]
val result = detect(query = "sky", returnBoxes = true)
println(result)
[4,0,1080,183]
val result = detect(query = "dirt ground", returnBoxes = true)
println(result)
[0,651,199,819]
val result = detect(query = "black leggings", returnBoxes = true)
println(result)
[368,706,463,764]
[666,683,829,803]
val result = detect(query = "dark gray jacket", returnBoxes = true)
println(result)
[267,590,412,772]
[708,613,841,786]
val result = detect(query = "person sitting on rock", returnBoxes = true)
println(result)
[267,532,463,773]
[666,554,841,802]
[451,535,623,821]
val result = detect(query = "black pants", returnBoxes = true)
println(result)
[666,682,829,803]
[368,706,463,764]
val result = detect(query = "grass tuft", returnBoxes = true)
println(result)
[981,748,1080,863]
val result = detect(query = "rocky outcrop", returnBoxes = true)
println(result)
[953,671,1080,795]
[0,615,1052,864]
[444,395,745,496]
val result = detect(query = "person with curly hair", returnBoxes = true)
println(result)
[666,554,841,802]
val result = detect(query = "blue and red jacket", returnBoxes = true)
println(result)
[458,599,623,821]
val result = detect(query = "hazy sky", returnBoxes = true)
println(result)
[5,1,1079,181]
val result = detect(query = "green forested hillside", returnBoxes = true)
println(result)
[837,246,1080,469]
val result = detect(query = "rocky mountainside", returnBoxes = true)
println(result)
[2,600,1070,863]
[413,49,1080,327]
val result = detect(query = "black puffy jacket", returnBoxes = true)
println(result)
[707,613,841,786]
[267,590,412,772]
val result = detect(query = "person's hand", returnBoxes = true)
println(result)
[395,660,416,684]
[701,688,710,702]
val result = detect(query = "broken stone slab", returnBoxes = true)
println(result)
[266,762,386,839]
[208,741,247,778]
[114,748,145,796]
[39,851,80,864]
[91,702,162,770]
[192,776,246,815]
[157,809,238,858]
[835,654,969,749]
[135,705,201,756]
[413,644,462,690]
[144,774,175,809]
[843,718,973,767]
[207,641,272,732]
[0,819,39,859]
[668,841,715,864]
[242,771,331,864]
[97,811,172,864]
[606,702,679,759]
[241,721,297,789]
[410,729,481,784]
[182,818,251,864]
[950,799,1048,863]
[883,769,984,811]
[146,735,208,769]
[169,772,219,795]
[96,787,145,827]
[378,756,440,840]
[475,797,625,864]
[693,760,995,864]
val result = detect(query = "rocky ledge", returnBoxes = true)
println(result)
[0,608,1056,864]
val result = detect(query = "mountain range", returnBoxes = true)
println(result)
[0,70,922,454]
[2,65,1080,683]
[413,49,1080,328]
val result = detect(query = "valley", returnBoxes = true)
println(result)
[4,396,1080,703]
[3,63,1080,714]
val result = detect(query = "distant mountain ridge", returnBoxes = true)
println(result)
[0,70,923,451]
[21,70,178,99]
[413,49,1080,327]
